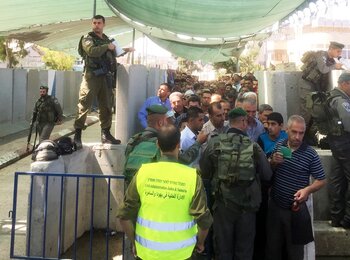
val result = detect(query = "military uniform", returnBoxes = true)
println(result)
[199,108,272,260]
[326,82,350,227]
[299,42,344,144]
[33,94,63,142]
[74,30,119,147]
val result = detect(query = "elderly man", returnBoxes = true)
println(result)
[266,115,326,260]
[138,83,172,128]
[242,97,265,142]
[119,125,212,260]
[169,91,187,118]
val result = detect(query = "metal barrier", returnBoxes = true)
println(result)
[10,172,125,260]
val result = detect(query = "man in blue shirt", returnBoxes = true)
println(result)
[242,97,265,142]
[138,83,172,128]
[257,112,288,157]
[266,115,326,260]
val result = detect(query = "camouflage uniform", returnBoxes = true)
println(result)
[74,31,116,130]
[33,95,63,142]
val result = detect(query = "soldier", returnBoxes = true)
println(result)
[200,108,272,260]
[73,14,134,149]
[326,72,350,229]
[32,85,63,142]
[299,41,345,145]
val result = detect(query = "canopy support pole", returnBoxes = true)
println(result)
[131,28,135,65]
[93,0,96,16]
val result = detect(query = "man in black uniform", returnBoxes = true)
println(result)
[74,14,134,148]
[32,85,63,142]
[327,72,350,228]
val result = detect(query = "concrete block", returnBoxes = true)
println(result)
[91,144,126,231]
[26,70,42,121]
[27,143,126,257]
[115,65,148,143]
[314,221,350,256]
[313,149,337,221]
[63,71,81,116]
[54,71,64,108]
[0,69,13,123]
[29,157,66,257]
[13,69,28,122]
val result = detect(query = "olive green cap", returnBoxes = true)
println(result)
[146,105,168,115]
[338,72,350,83]
[39,85,49,90]
[228,107,247,119]
[330,41,345,49]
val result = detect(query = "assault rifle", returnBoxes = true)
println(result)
[26,111,38,152]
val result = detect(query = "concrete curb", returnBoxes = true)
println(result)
[0,116,99,170]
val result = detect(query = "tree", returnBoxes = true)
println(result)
[0,36,29,68]
[213,58,238,76]
[41,47,75,70]
[213,42,264,75]
[177,57,201,74]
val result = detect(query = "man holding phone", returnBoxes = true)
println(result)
[265,115,326,260]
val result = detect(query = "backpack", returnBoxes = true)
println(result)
[212,133,260,211]
[78,35,86,59]
[57,136,76,155]
[301,51,322,85]
[123,132,160,183]
[32,140,60,161]
[306,90,344,136]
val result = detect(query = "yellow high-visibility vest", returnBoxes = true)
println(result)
[135,161,198,260]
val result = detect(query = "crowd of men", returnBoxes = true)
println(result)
[116,68,345,260]
[28,14,350,260]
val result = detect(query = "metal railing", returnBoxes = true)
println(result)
[10,172,125,260]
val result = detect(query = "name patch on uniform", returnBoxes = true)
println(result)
[342,102,350,112]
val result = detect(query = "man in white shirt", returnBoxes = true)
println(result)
[180,106,206,167]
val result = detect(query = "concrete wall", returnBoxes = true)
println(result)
[0,68,82,126]
[115,65,167,143]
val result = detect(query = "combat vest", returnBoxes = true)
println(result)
[306,88,346,136]
[211,133,261,212]
[135,162,197,260]
[78,32,117,74]
[123,131,160,183]
[301,50,334,92]
[34,95,59,124]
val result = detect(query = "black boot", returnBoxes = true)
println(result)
[74,128,83,150]
[101,128,121,145]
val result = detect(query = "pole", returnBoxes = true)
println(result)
[131,28,135,65]
[93,0,96,16]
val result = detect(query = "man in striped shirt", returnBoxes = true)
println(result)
[265,115,326,260]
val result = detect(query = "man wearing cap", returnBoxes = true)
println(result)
[200,108,272,260]
[257,112,288,157]
[300,41,345,144]
[138,83,172,128]
[326,72,350,228]
[31,85,63,142]
[119,125,212,260]
[124,105,205,183]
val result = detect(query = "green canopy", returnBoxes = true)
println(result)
[105,0,306,61]
[0,0,307,61]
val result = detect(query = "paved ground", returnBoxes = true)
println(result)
[0,113,118,260]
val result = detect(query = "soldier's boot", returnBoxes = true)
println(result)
[74,128,83,150]
[101,128,121,145]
